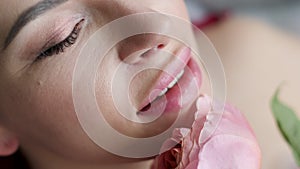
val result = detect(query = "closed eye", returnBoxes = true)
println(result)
[35,19,85,61]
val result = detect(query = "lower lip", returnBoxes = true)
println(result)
[138,57,202,116]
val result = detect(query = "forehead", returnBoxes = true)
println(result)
[0,0,39,48]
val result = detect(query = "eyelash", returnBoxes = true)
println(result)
[36,19,84,61]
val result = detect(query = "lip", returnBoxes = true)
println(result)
[138,47,202,116]
[138,47,191,110]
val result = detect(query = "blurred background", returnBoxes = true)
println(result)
[185,0,300,169]
[186,0,300,36]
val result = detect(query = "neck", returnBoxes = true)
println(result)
[20,145,153,169]
[30,158,152,169]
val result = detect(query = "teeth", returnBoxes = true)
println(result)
[176,70,185,81]
[158,88,168,97]
[158,70,185,97]
[167,78,178,89]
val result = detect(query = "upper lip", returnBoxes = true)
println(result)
[138,47,191,111]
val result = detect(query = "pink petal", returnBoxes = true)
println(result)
[198,135,261,169]
[160,128,190,154]
[151,96,261,169]
[196,99,261,169]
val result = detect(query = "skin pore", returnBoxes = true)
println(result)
[0,0,196,169]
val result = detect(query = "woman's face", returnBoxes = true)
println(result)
[0,0,201,165]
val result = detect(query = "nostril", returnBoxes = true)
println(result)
[140,44,165,58]
[157,44,165,49]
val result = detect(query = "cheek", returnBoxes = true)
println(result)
[0,57,107,160]
[2,68,76,142]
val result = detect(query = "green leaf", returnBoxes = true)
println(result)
[292,149,300,166]
[271,89,300,166]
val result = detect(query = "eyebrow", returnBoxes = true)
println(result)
[3,0,68,50]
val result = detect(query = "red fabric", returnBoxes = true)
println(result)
[192,11,230,29]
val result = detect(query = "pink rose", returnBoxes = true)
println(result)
[151,95,261,169]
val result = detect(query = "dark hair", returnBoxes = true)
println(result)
[0,150,30,169]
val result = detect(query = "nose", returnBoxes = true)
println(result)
[117,34,170,61]
[88,0,172,61]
